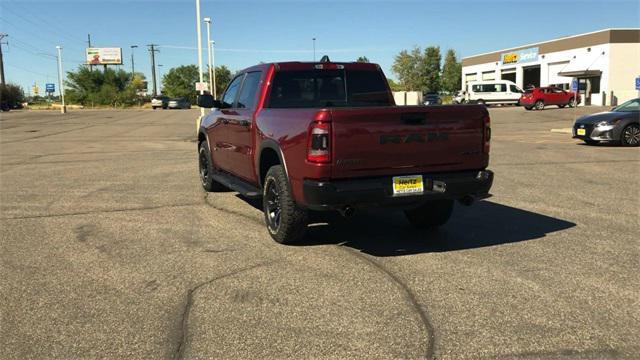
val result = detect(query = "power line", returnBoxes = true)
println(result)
[6,63,55,79]
[1,6,86,46]
[0,17,84,53]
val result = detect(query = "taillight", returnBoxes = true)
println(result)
[307,111,332,163]
[483,114,491,154]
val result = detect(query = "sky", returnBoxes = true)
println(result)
[1,0,639,96]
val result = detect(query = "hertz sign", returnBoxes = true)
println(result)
[501,47,539,65]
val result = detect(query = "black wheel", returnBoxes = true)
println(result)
[404,199,454,229]
[152,106,157,110]
[476,99,485,106]
[162,106,168,110]
[621,124,640,147]
[535,100,545,110]
[263,165,308,244]
[568,97,576,108]
[524,106,533,111]
[198,141,226,192]
[558,104,566,108]
[583,139,599,146]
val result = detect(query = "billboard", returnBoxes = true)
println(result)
[86,47,122,65]
[501,47,539,65]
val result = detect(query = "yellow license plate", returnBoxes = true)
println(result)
[393,175,424,197]
[577,129,586,136]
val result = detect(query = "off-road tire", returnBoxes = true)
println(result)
[404,199,454,229]
[263,165,308,244]
[198,141,226,192]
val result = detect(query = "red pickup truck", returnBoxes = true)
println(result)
[197,59,493,244]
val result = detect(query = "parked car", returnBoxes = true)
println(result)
[465,80,523,106]
[151,95,169,109]
[453,91,466,104]
[423,93,442,105]
[196,59,493,244]
[572,98,640,146]
[168,98,191,109]
[520,87,579,110]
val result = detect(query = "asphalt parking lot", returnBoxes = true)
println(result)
[1,106,638,359]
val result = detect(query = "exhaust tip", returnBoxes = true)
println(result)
[339,206,355,218]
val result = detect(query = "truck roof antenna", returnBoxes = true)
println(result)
[320,55,330,63]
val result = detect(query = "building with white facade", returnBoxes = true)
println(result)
[461,29,640,106]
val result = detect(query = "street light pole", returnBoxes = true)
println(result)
[313,37,316,61]
[195,0,205,117]
[130,45,138,75]
[211,40,216,100]
[157,64,164,92]
[204,17,214,97]
[56,46,66,114]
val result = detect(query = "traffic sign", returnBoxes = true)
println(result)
[571,78,578,92]
[46,83,55,92]
[635,76,640,90]
[195,82,208,92]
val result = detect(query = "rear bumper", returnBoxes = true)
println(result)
[302,170,493,211]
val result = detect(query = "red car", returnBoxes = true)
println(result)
[196,59,493,244]
[519,87,579,110]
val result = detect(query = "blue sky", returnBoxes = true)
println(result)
[1,0,638,95]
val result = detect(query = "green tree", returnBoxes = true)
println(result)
[392,47,423,91]
[387,78,404,92]
[213,65,232,98]
[441,49,461,93]
[162,65,199,103]
[422,46,441,93]
[65,66,136,106]
[0,83,25,109]
[356,56,370,63]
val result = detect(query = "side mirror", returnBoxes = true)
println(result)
[197,94,221,109]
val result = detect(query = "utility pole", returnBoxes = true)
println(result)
[147,44,159,96]
[130,45,138,75]
[313,37,316,62]
[87,34,92,71]
[0,33,8,84]
[56,46,66,114]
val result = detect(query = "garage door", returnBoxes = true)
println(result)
[465,73,477,83]
[482,71,496,81]
[548,61,571,86]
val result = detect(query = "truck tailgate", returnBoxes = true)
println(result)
[330,105,488,179]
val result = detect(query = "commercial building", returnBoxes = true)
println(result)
[461,29,640,106]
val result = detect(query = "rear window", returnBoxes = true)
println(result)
[268,69,391,108]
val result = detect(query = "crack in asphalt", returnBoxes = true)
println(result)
[173,261,276,360]
[201,191,436,359]
[1,203,203,220]
[338,246,436,360]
